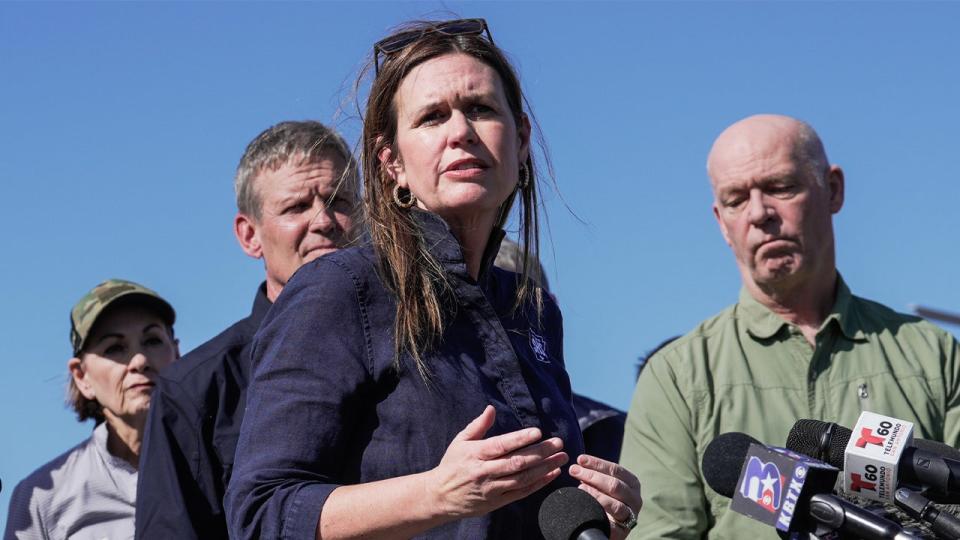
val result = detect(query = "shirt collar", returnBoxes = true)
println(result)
[739,288,788,340]
[92,421,137,473]
[825,276,867,341]
[411,209,505,286]
[250,281,272,326]
[740,274,865,341]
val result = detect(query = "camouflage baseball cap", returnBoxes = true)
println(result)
[70,279,176,355]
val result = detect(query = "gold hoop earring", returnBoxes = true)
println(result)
[393,184,416,209]
[518,164,530,190]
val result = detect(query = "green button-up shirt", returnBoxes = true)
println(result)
[621,277,960,539]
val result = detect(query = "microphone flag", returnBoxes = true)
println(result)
[730,443,839,534]
[843,411,915,502]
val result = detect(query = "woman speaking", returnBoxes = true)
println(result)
[226,19,640,539]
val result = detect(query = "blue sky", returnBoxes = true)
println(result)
[2,1,959,527]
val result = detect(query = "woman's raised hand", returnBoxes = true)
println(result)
[427,405,568,519]
[570,454,643,540]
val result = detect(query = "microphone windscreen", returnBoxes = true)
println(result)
[785,419,850,467]
[787,420,960,472]
[913,438,960,461]
[538,487,611,540]
[701,432,760,498]
[908,438,960,504]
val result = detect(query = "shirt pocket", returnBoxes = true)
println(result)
[833,375,943,439]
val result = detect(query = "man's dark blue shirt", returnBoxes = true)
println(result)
[135,284,271,540]
[571,393,626,463]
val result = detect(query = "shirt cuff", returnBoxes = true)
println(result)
[283,483,337,540]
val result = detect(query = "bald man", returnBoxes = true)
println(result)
[620,115,960,539]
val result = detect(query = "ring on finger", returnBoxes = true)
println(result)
[611,506,637,531]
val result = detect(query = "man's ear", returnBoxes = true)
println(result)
[517,113,532,164]
[378,145,405,188]
[234,213,263,259]
[173,338,181,359]
[713,203,733,247]
[826,165,845,214]
[68,357,95,400]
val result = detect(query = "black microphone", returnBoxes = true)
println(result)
[895,488,960,540]
[539,487,610,540]
[912,439,960,502]
[787,419,960,503]
[806,492,925,540]
[703,432,922,539]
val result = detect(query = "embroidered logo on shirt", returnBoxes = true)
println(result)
[530,331,550,364]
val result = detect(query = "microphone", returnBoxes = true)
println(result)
[703,432,922,539]
[806,493,925,540]
[539,487,611,540]
[787,414,960,503]
[913,439,960,462]
[895,488,960,539]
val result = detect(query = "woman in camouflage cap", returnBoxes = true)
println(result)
[5,279,179,540]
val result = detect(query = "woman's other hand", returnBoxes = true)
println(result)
[427,405,568,519]
[570,454,642,540]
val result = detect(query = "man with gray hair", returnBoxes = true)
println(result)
[135,121,359,539]
[620,114,960,538]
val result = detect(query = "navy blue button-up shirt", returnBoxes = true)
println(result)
[226,211,584,539]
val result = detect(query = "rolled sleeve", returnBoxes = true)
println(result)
[283,484,335,540]
[225,259,372,540]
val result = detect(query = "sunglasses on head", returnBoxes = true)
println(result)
[373,18,494,75]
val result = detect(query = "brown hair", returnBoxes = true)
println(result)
[68,377,105,424]
[361,21,543,378]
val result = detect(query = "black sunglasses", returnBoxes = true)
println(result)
[373,18,494,75]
